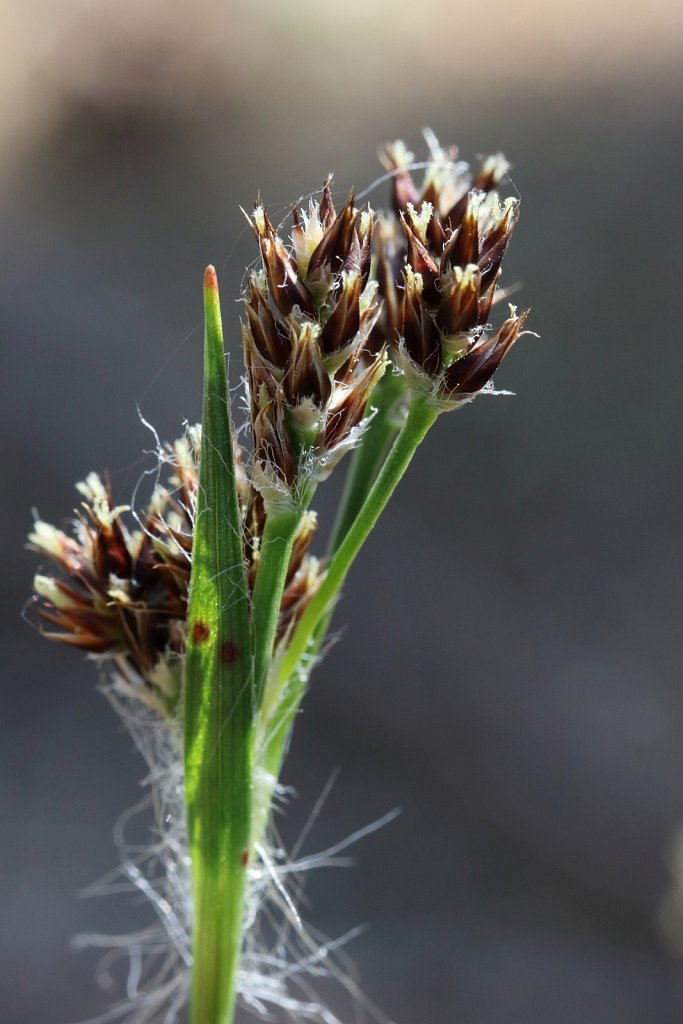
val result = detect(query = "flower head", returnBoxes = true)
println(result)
[371,134,530,407]
[28,429,324,710]
[242,186,387,505]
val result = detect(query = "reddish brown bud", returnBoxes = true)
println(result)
[401,211,440,294]
[357,215,374,287]
[243,327,279,424]
[244,277,290,369]
[443,309,528,396]
[284,324,332,408]
[370,217,402,350]
[443,154,509,230]
[436,264,481,336]
[477,270,501,324]
[318,180,336,229]
[320,272,361,358]
[253,391,297,486]
[478,199,519,290]
[307,192,358,280]
[381,142,420,215]
[247,204,316,318]
[277,556,323,643]
[39,628,119,654]
[324,352,387,449]
[28,444,204,696]
[286,511,318,585]
[441,191,481,270]
[341,229,361,278]
[93,517,132,579]
[400,269,441,376]
[243,188,385,492]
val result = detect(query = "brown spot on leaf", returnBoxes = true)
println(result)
[220,640,240,664]
[240,848,249,868]
[191,620,210,645]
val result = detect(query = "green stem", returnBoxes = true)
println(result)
[311,367,406,679]
[184,268,254,1024]
[251,507,301,706]
[260,395,438,788]
[282,396,437,680]
[189,868,246,1024]
[328,368,406,556]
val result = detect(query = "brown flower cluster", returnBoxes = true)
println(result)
[242,186,387,507]
[29,430,322,710]
[374,138,529,404]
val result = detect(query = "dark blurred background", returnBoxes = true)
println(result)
[3,1,683,1021]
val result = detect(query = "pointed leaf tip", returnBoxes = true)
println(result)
[204,265,218,291]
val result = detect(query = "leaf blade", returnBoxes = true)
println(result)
[184,266,254,1024]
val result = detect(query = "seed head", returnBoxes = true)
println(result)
[370,135,531,408]
[243,186,386,503]
[28,458,194,711]
[29,428,325,707]
[372,134,527,400]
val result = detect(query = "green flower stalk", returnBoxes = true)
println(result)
[27,133,532,1024]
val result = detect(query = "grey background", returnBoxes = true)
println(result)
[3,2,683,1021]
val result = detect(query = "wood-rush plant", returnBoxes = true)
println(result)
[28,135,532,1024]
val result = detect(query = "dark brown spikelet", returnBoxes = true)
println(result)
[250,204,317,319]
[399,266,441,375]
[442,309,529,396]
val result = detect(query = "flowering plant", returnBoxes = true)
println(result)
[28,134,531,1024]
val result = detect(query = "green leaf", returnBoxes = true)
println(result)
[184,266,254,1024]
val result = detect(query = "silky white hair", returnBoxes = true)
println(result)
[72,673,395,1024]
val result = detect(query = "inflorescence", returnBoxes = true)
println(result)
[29,134,530,702]
[27,133,533,1024]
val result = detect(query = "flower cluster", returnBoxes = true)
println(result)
[29,429,322,711]
[375,136,529,405]
[396,192,528,404]
[243,186,387,507]
[29,133,531,701]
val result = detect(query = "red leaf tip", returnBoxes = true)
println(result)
[203,265,218,291]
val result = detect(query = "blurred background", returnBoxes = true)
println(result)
[3,1,683,1021]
